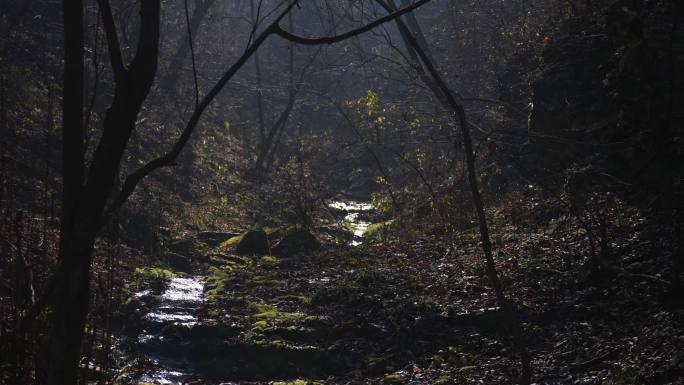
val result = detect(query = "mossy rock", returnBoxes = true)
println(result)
[219,235,242,250]
[235,230,270,255]
[271,228,321,258]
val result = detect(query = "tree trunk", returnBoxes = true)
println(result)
[47,0,86,381]
[46,231,95,385]
[45,1,161,384]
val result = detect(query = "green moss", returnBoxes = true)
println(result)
[303,315,327,323]
[249,302,278,318]
[278,312,307,321]
[363,219,395,241]
[273,379,322,385]
[381,374,404,385]
[253,320,269,328]
[204,287,224,302]
[435,376,452,385]
[255,310,306,321]
[343,221,358,232]
[252,320,271,330]
[219,235,242,249]
[204,265,236,301]
[248,301,307,321]
[259,255,280,265]
[253,275,286,287]
[250,320,276,336]
[134,267,175,280]
[276,294,311,306]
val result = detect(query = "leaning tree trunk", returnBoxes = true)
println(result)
[377,0,532,382]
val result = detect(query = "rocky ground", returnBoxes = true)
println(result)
[113,195,684,385]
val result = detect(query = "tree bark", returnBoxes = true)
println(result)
[47,0,86,381]
[46,231,96,385]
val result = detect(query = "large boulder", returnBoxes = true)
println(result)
[235,230,270,255]
[271,228,321,258]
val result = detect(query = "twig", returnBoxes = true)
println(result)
[184,0,200,108]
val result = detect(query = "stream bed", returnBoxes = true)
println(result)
[129,276,206,385]
[119,201,373,384]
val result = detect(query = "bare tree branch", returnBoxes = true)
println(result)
[105,0,433,217]
[104,2,300,217]
[184,0,200,107]
[273,0,431,45]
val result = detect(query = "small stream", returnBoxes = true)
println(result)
[132,277,205,385]
[120,202,372,383]
[329,200,373,246]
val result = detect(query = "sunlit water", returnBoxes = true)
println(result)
[134,276,205,385]
[144,277,204,325]
[329,200,373,246]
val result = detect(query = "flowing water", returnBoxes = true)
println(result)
[328,200,373,246]
[132,277,205,385]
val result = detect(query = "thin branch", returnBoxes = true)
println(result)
[273,0,431,45]
[249,0,266,143]
[461,97,527,118]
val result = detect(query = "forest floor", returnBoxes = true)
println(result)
[115,194,684,385]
